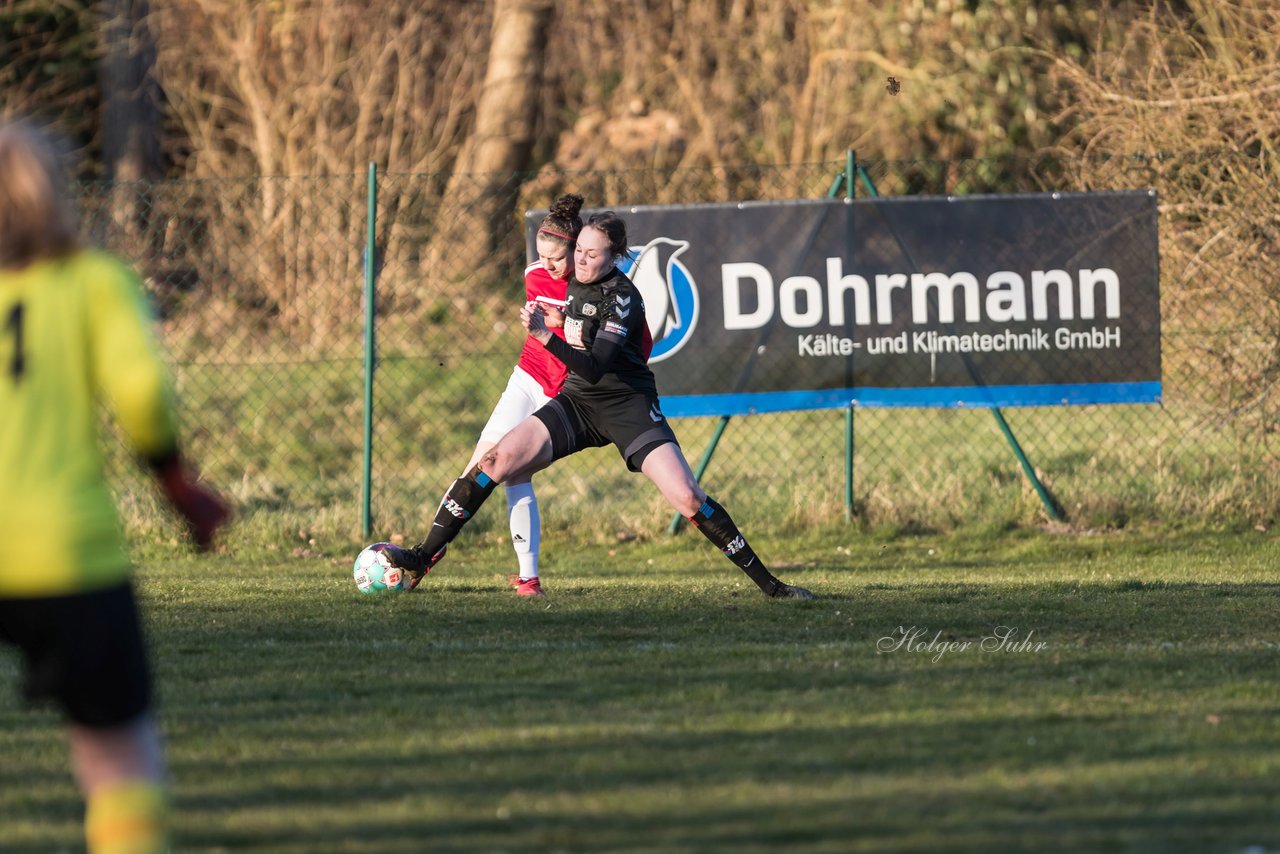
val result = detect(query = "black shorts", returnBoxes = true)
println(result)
[0,582,152,727]
[534,388,679,472]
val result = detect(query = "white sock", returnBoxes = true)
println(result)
[506,482,539,579]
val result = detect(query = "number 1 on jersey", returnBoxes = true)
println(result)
[5,302,24,382]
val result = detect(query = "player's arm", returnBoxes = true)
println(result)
[541,326,622,384]
[89,257,229,549]
[522,296,626,384]
[88,258,179,459]
[525,265,567,329]
[533,296,565,329]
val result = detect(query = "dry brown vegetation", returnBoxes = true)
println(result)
[1047,0,1280,440]
[140,1,492,348]
[150,0,1099,177]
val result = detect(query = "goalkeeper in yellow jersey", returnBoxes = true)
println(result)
[0,118,229,853]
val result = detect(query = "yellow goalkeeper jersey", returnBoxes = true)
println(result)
[0,250,178,596]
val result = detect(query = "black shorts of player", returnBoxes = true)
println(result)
[534,388,679,472]
[0,581,152,727]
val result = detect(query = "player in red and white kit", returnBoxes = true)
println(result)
[454,194,583,597]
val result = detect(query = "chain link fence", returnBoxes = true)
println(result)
[84,153,1280,549]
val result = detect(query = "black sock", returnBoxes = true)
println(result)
[687,496,781,594]
[411,466,498,560]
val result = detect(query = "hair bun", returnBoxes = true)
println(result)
[549,193,584,220]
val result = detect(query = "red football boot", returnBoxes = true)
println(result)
[512,577,545,597]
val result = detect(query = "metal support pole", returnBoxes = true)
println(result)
[826,171,845,198]
[855,163,1064,522]
[990,407,1063,521]
[360,163,377,539]
[844,149,857,520]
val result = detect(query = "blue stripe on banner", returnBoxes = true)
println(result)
[660,382,1162,417]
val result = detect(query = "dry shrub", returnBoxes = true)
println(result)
[544,0,1099,169]
[147,0,490,353]
[1048,0,1280,441]
[141,0,1108,173]
[0,2,99,165]
[152,1,485,177]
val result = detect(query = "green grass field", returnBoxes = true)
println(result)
[2,527,1277,852]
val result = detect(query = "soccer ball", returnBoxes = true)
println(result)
[353,543,410,594]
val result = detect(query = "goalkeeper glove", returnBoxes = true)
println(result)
[150,451,230,551]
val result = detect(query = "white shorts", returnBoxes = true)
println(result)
[478,367,556,446]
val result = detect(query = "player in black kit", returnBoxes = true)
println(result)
[385,211,812,600]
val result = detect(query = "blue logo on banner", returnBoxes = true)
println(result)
[618,238,700,363]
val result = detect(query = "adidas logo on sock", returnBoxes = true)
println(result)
[512,534,527,543]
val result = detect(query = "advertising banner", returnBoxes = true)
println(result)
[526,192,1161,417]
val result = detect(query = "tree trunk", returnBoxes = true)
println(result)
[423,0,554,290]
[98,0,163,263]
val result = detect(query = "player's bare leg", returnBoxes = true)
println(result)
[385,418,555,586]
[641,442,813,600]
[70,714,169,853]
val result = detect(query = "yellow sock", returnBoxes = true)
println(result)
[85,780,169,854]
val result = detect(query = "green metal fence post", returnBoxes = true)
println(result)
[361,163,377,539]
[854,162,1064,522]
[844,149,857,521]
[826,171,845,199]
